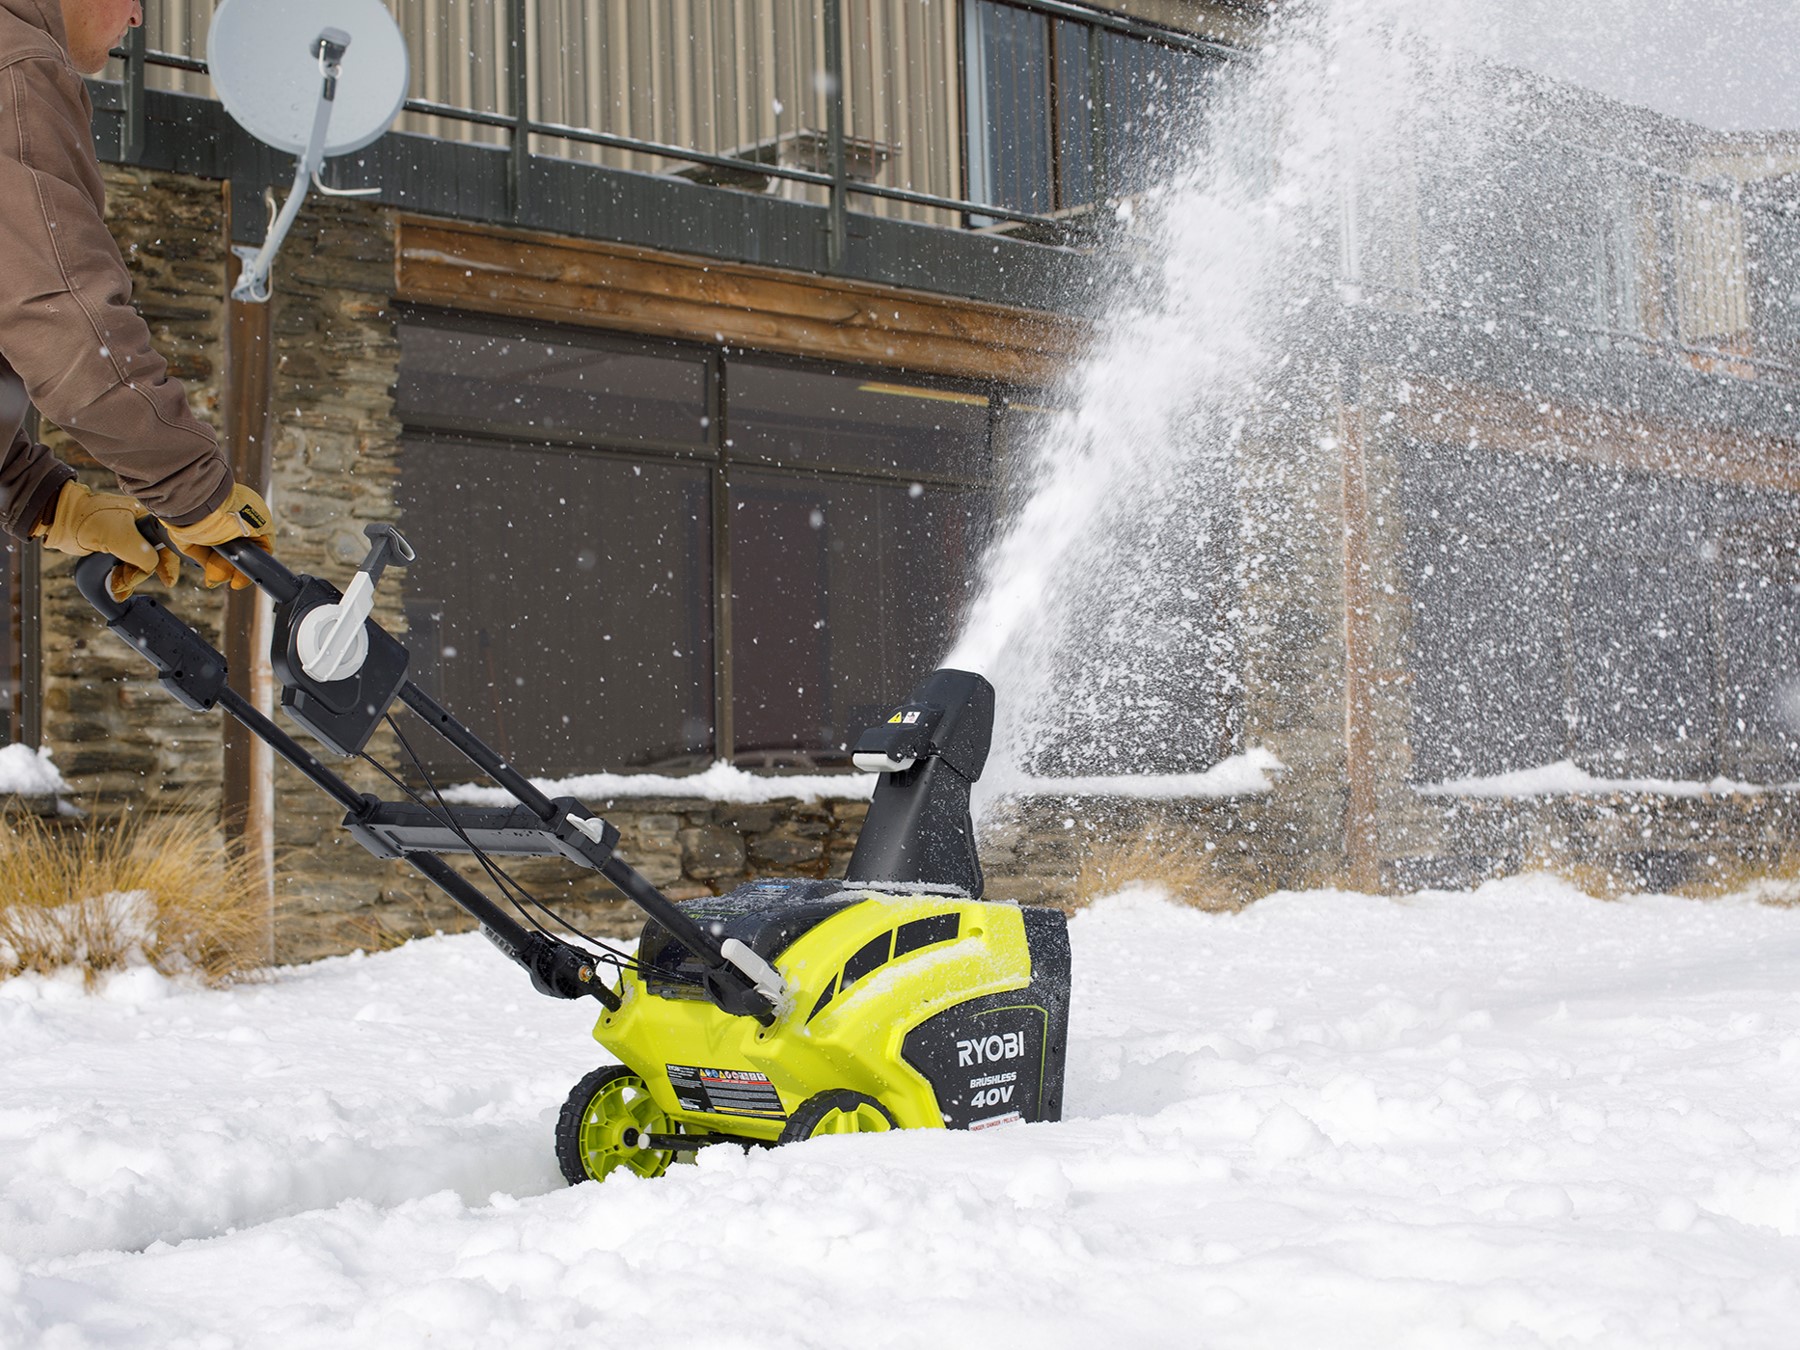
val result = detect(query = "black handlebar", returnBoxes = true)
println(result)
[71,527,300,614]
[68,520,779,1022]
[215,538,302,602]
[72,547,131,620]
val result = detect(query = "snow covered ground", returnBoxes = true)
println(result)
[4,877,1799,1348]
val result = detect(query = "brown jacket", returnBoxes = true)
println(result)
[0,0,231,538]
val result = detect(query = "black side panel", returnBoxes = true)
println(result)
[847,759,983,898]
[1020,906,1072,1124]
[846,669,994,897]
[901,905,1072,1128]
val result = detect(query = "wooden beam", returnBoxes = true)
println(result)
[395,217,1080,386]
[220,197,276,959]
[1339,392,1381,893]
[1392,380,1800,492]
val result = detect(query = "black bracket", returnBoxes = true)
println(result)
[269,575,410,757]
[73,556,229,713]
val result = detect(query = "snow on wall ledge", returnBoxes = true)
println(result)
[1419,759,1800,800]
[441,748,1285,809]
[983,747,1285,802]
[442,761,876,807]
[0,745,66,798]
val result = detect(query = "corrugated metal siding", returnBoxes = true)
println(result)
[1674,188,1750,346]
[146,0,961,225]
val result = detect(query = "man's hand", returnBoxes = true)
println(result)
[162,483,275,590]
[32,480,179,601]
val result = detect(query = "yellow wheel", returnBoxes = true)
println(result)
[555,1066,674,1184]
[777,1090,898,1143]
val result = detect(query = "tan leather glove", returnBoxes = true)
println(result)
[32,480,181,601]
[162,483,275,590]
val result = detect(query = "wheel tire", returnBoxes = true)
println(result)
[555,1065,675,1185]
[777,1090,898,1144]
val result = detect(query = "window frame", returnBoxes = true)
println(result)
[963,0,1222,220]
[394,305,1011,770]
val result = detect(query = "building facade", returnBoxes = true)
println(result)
[3,1,1797,960]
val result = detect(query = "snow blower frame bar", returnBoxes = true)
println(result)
[73,534,782,1024]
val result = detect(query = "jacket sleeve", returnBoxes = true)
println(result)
[0,54,232,526]
[0,355,71,538]
[0,423,74,539]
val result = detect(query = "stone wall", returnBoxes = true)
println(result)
[979,791,1296,908]
[284,794,873,964]
[40,168,231,816]
[1390,790,1800,893]
[257,195,412,960]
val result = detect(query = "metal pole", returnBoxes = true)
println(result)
[711,356,733,764]
[18,413,40,748]
[508,0,530,221]
[823,0,848,271]
[123,24,147,164]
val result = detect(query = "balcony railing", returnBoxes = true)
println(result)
[125,0,1238,263]
[1339,117,1800,388]
[114,3,1798,385]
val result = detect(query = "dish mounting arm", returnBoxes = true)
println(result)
[230,27,352,304]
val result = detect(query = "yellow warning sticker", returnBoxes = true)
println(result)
[888,713,904,723]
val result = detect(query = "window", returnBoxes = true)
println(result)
[965,0,1221,218]
[727,360,993,757]
[1402,442,1800,783]
[397,438,715,773]
[397,323,710,449]
[394,313,1000,776]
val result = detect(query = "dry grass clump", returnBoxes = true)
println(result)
[1518,838,1800,906]
[1072,832,1276,912]
[1673,850,1800,907]
[1518,840,1637,900]
[0,809,264,985]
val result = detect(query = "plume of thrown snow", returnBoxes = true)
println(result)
[948,0,1493,804]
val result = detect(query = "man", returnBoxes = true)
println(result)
[0,0,274,599]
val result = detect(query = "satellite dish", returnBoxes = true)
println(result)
[209,0,408,156]
[208,0,410,301]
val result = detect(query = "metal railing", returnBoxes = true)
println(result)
[1339,120,1800,388]
[115,2,1798,385]
[124,0,1239,262]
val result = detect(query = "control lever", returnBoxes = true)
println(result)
[295,524,413,682]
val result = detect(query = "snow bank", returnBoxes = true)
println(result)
[0,743,66,797]
[442,760,873,807]
[5,875,1800,1346]
[1420,759,1799,798]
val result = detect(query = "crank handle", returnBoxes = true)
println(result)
[296,525,414,683]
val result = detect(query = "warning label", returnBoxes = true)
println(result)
[666,1064,786,1118]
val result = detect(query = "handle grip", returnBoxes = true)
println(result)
[214,537,302,602]
[359,524,413,588]
[73,546,130,619]
[73,523,303,616]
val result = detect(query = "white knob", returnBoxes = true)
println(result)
[296,569,375,682]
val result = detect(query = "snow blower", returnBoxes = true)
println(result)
[75,527,1071,1181]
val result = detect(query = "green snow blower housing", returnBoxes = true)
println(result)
[560,668,1073,1181]
[74,531,1072,1186]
